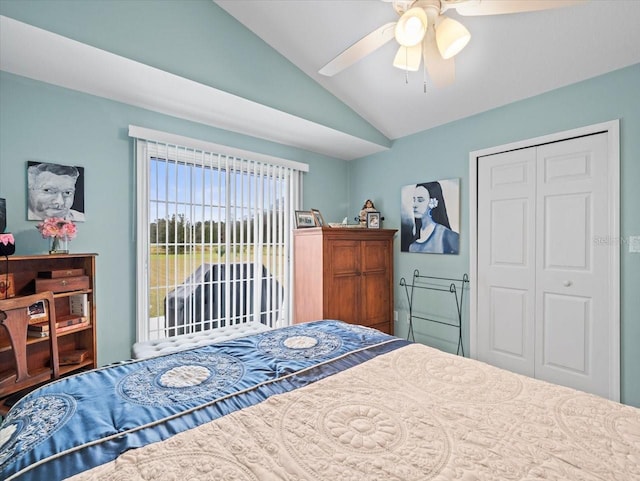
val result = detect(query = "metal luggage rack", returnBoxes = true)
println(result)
[399,270,469,356]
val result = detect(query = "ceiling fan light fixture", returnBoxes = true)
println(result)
[435,16,471,59]
[393,43,422,71]
[395,7,428,47]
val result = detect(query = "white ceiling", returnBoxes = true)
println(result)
[216,0,640,141]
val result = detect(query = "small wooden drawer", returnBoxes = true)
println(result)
[38,268,85,279]
[35,275,90,293]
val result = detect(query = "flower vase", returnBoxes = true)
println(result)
[0,233,15,256]
[49,236,69,254]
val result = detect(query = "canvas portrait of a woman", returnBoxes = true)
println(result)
[401,179,460,254]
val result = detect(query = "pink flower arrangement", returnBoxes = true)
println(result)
[0,233,14,246]
[36,217,77,240]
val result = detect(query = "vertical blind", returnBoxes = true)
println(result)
[130,126,306,342]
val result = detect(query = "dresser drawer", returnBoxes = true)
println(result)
[38,268,85,279]
[35,275,90,293]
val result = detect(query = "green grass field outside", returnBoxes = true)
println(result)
[148,245,284,319]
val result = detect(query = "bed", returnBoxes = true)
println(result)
[1,320,639,481]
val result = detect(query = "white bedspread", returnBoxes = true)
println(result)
[70,343,640,480]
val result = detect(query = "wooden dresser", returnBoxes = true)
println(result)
[0,253,97,413]
[293,227,396,334]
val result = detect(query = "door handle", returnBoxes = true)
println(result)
[563,280,573,287]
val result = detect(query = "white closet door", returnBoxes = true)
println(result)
[477,147,536,376]
[478,132,614,399]
[534,133,611,397]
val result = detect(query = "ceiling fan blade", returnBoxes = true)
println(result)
[449,0,584,16]
[423,29,455,88]
[319,22,397,76]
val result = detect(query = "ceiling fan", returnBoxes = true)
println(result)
[318,0,584,88]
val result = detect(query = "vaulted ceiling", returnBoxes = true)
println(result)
[217,0,640,140]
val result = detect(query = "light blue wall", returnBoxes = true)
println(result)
[0,71,349,364]
[348,64,640,407]
[0,0,390,149]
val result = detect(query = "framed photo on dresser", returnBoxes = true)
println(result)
[311,209,326,227]
[366,211,380,228]
[295,211,316,228]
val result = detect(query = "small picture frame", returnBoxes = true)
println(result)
[295,210,316,228]
[310,208,327,227]
[27,299,48,324]
[366,211,381,229]
[0,273,15,300]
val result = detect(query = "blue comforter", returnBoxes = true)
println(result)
[0,321,407,481]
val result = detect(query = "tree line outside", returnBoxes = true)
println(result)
[150,213,285,254]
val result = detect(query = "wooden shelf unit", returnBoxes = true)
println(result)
[0,253,97,411]
[293,227,396,335]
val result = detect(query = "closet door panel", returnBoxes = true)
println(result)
[488,286,529,358]
[535,133,611,398]
[541,292,590,373]
[543,193,591,270]
[477,148,536,377]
